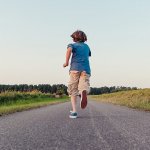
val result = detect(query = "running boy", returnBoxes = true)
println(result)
[63,30,91,119]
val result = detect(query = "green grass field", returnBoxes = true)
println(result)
[91,88,150,111]
[0,91,69,116]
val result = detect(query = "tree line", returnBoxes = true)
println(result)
[90,86,137,95]
[0,84,137,95]
[0,84,67,95]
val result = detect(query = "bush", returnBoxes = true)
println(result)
[0,91,53,105]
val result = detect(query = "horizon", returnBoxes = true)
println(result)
[0,83,143,89]
[0,0,150,88]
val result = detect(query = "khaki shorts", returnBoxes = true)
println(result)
[67,71,90,96]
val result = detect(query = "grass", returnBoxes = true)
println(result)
[90,88,150,111]
[0,91,69,116]
[0,91,54,104]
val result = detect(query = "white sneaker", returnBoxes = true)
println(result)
[69,111,78,119]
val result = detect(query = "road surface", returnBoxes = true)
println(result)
[0,99,150,150]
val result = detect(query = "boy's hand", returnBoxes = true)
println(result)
[63,63,68,67]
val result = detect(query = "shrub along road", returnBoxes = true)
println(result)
[0,99,150,150]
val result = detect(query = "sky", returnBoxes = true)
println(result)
[0,0,150,88]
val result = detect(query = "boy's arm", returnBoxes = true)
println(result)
[63,47,72,67]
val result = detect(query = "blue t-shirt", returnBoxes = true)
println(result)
[67,42,91,75]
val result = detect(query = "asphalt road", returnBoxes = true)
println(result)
[0,99,150,150]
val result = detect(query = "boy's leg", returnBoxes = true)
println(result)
[67,72,80,112]
[78,71,90,109]
[71,96,77,112]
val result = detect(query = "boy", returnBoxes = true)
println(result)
[63,30,91,119]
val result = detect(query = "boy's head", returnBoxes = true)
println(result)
[71,30,87,42]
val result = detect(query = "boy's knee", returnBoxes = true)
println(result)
[78,74,90,95]
[67,84,79,96]
[86,87,91,94]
